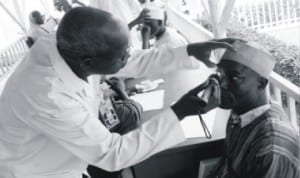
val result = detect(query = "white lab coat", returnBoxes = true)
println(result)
[154,27,188,48]
[0,33,199,178]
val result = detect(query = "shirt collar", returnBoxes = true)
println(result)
[239,104,271,128]
[47,33,91,94]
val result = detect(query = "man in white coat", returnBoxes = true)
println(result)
[0,7,234,178]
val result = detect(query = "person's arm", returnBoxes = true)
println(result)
[112,38,235,78]
[128,8,150,29]
[141,25,151,49]
[248,151,300,178]
[243,118,300,178]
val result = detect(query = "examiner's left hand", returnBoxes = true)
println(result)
[187,38,237,68]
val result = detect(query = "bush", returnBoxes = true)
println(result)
[198,18,300,87]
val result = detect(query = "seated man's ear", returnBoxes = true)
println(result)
[258,77,268,89]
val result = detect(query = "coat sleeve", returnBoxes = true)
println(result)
[111,46,200,78]
[249,151,300,178]
[29,92,186,171]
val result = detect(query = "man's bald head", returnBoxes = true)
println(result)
[56,7,129,63]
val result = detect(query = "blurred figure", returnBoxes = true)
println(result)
[141,6,187,49]
[28,10,47,43]
[27,10,57,47]
[90,0,148,48]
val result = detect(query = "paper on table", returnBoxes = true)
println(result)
[180,110,216,138]
[129,90,165,111]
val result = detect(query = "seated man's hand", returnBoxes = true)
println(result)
[106,77,129,100]
[187,38,236,68]
[171,78,221,121]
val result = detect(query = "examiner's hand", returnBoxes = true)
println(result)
[198,75,221,114]
[171,77,221,121]
[187,38,237,68]
[171,81,209,120]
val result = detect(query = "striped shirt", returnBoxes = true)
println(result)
[212,102,300,178]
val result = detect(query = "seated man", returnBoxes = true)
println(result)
[207,40,300,177]
[141,6,188,49]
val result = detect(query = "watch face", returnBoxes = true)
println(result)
[98,97,120,130]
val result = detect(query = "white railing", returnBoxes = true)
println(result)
[269,72,300,132]
[233,0,300,30]
[167,6,300,132]
[0,37,28,79]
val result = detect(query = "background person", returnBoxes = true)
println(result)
[90,0,151,49]
[141,6,188,49]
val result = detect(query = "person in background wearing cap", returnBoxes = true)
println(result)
[141,6,188,49]
[206,40,300,177]
[90,0,151,49]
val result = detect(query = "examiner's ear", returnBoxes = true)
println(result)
[80,57,93,70]
[258,77,268,89]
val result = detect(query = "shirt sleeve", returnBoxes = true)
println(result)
[29,94,186,171]
[111,46,200,78]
